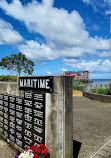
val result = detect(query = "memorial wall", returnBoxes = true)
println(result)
[0,92,45,150]
[0,76,73,158]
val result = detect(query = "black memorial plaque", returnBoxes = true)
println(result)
[15,96,24,148]
[8,95,16,143]
[33,92,45,147]
[24,92,33,149]
[0,94,4,134]
[23,91,45,149]
[3,94,9,138]
[19,76,53,93]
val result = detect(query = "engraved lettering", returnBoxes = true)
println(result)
[9,103,15,109]
[4,107,8,113]
[34,94,43,101]
[9,128,15,135]
[34,126,43,133]
[4,113,8,119]
[34,102,43,109]
[24,114,32,122]
[9,109,15,116]
[16,97,23,105]
[4,101,8,107]
[24,100,32,107]
[25,129,32,137]
[0,100,3,105]
[25,122,32,129]
[16,118,22,126]
[16,132,22,139]
[24,107,32,114]
[16,112,22,119]
[34,118,43,126]
[33,134,43,143]
[33,110,43,118]
[9,96,15,103]
[16,138,22,147]
[16,125,22,131]
[4,124,8,130]
[16,105,22,112]
[24,92,32,100]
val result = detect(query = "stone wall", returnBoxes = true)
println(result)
[0,82,18,96]
[83,91,111,103]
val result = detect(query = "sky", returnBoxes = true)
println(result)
[1,0,111,78]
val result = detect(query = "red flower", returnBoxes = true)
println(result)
[43,145,46,149]
[41,149,45,154]
[24,144,49,158]
[29,145,35,150]
[37,147,41,153]
[45,149,49,154]
[25,148,29,151]
[40,144,43,148]
[33,152,38,158]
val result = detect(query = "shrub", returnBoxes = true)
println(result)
[89,87,111,95]
[72,81,86,91]
[89,87,98,93]
[108,81,111,93]
[97,88,105,94]
[103,88,110,95]
[0,75,17,82]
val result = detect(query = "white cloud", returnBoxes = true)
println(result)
[61,68,67,72]
[99,51,111,57]
[0,0,111,61]
[46,71,52,75]
[63,58,111,73]
[104,0,111,7]
[18,40,56,60]
[82,0,91,4]
[0,18,23,45]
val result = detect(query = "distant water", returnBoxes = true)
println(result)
[86,79,111,91]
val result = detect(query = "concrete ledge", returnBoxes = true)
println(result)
[83,91,111,103]
[1,134,24,153]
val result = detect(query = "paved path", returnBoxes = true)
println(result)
[73,96,111,158]
[91,139,111,158]
[0,136,17,158]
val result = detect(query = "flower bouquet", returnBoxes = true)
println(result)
[15,144,50,158]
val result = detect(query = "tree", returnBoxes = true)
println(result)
[0,53,35,76]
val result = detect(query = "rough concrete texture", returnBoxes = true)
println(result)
[0,137,17,158]
[92,139,111,158]
[73,96,111,158]
[0,82,19,96]
[45,76,73,158]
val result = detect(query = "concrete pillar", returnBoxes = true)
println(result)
[45,75,73,158]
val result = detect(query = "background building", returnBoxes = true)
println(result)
[64,71,90,80]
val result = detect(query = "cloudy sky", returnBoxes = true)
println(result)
[0,0,111,78]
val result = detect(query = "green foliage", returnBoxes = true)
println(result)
[108,81,111,89]
[89,87,111,95]
[103,88,110,95]
[0,75,17,82]
[97,88,105,94]
[72,81,86,91]
[89,87,97,93]
[0,53,35,76]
